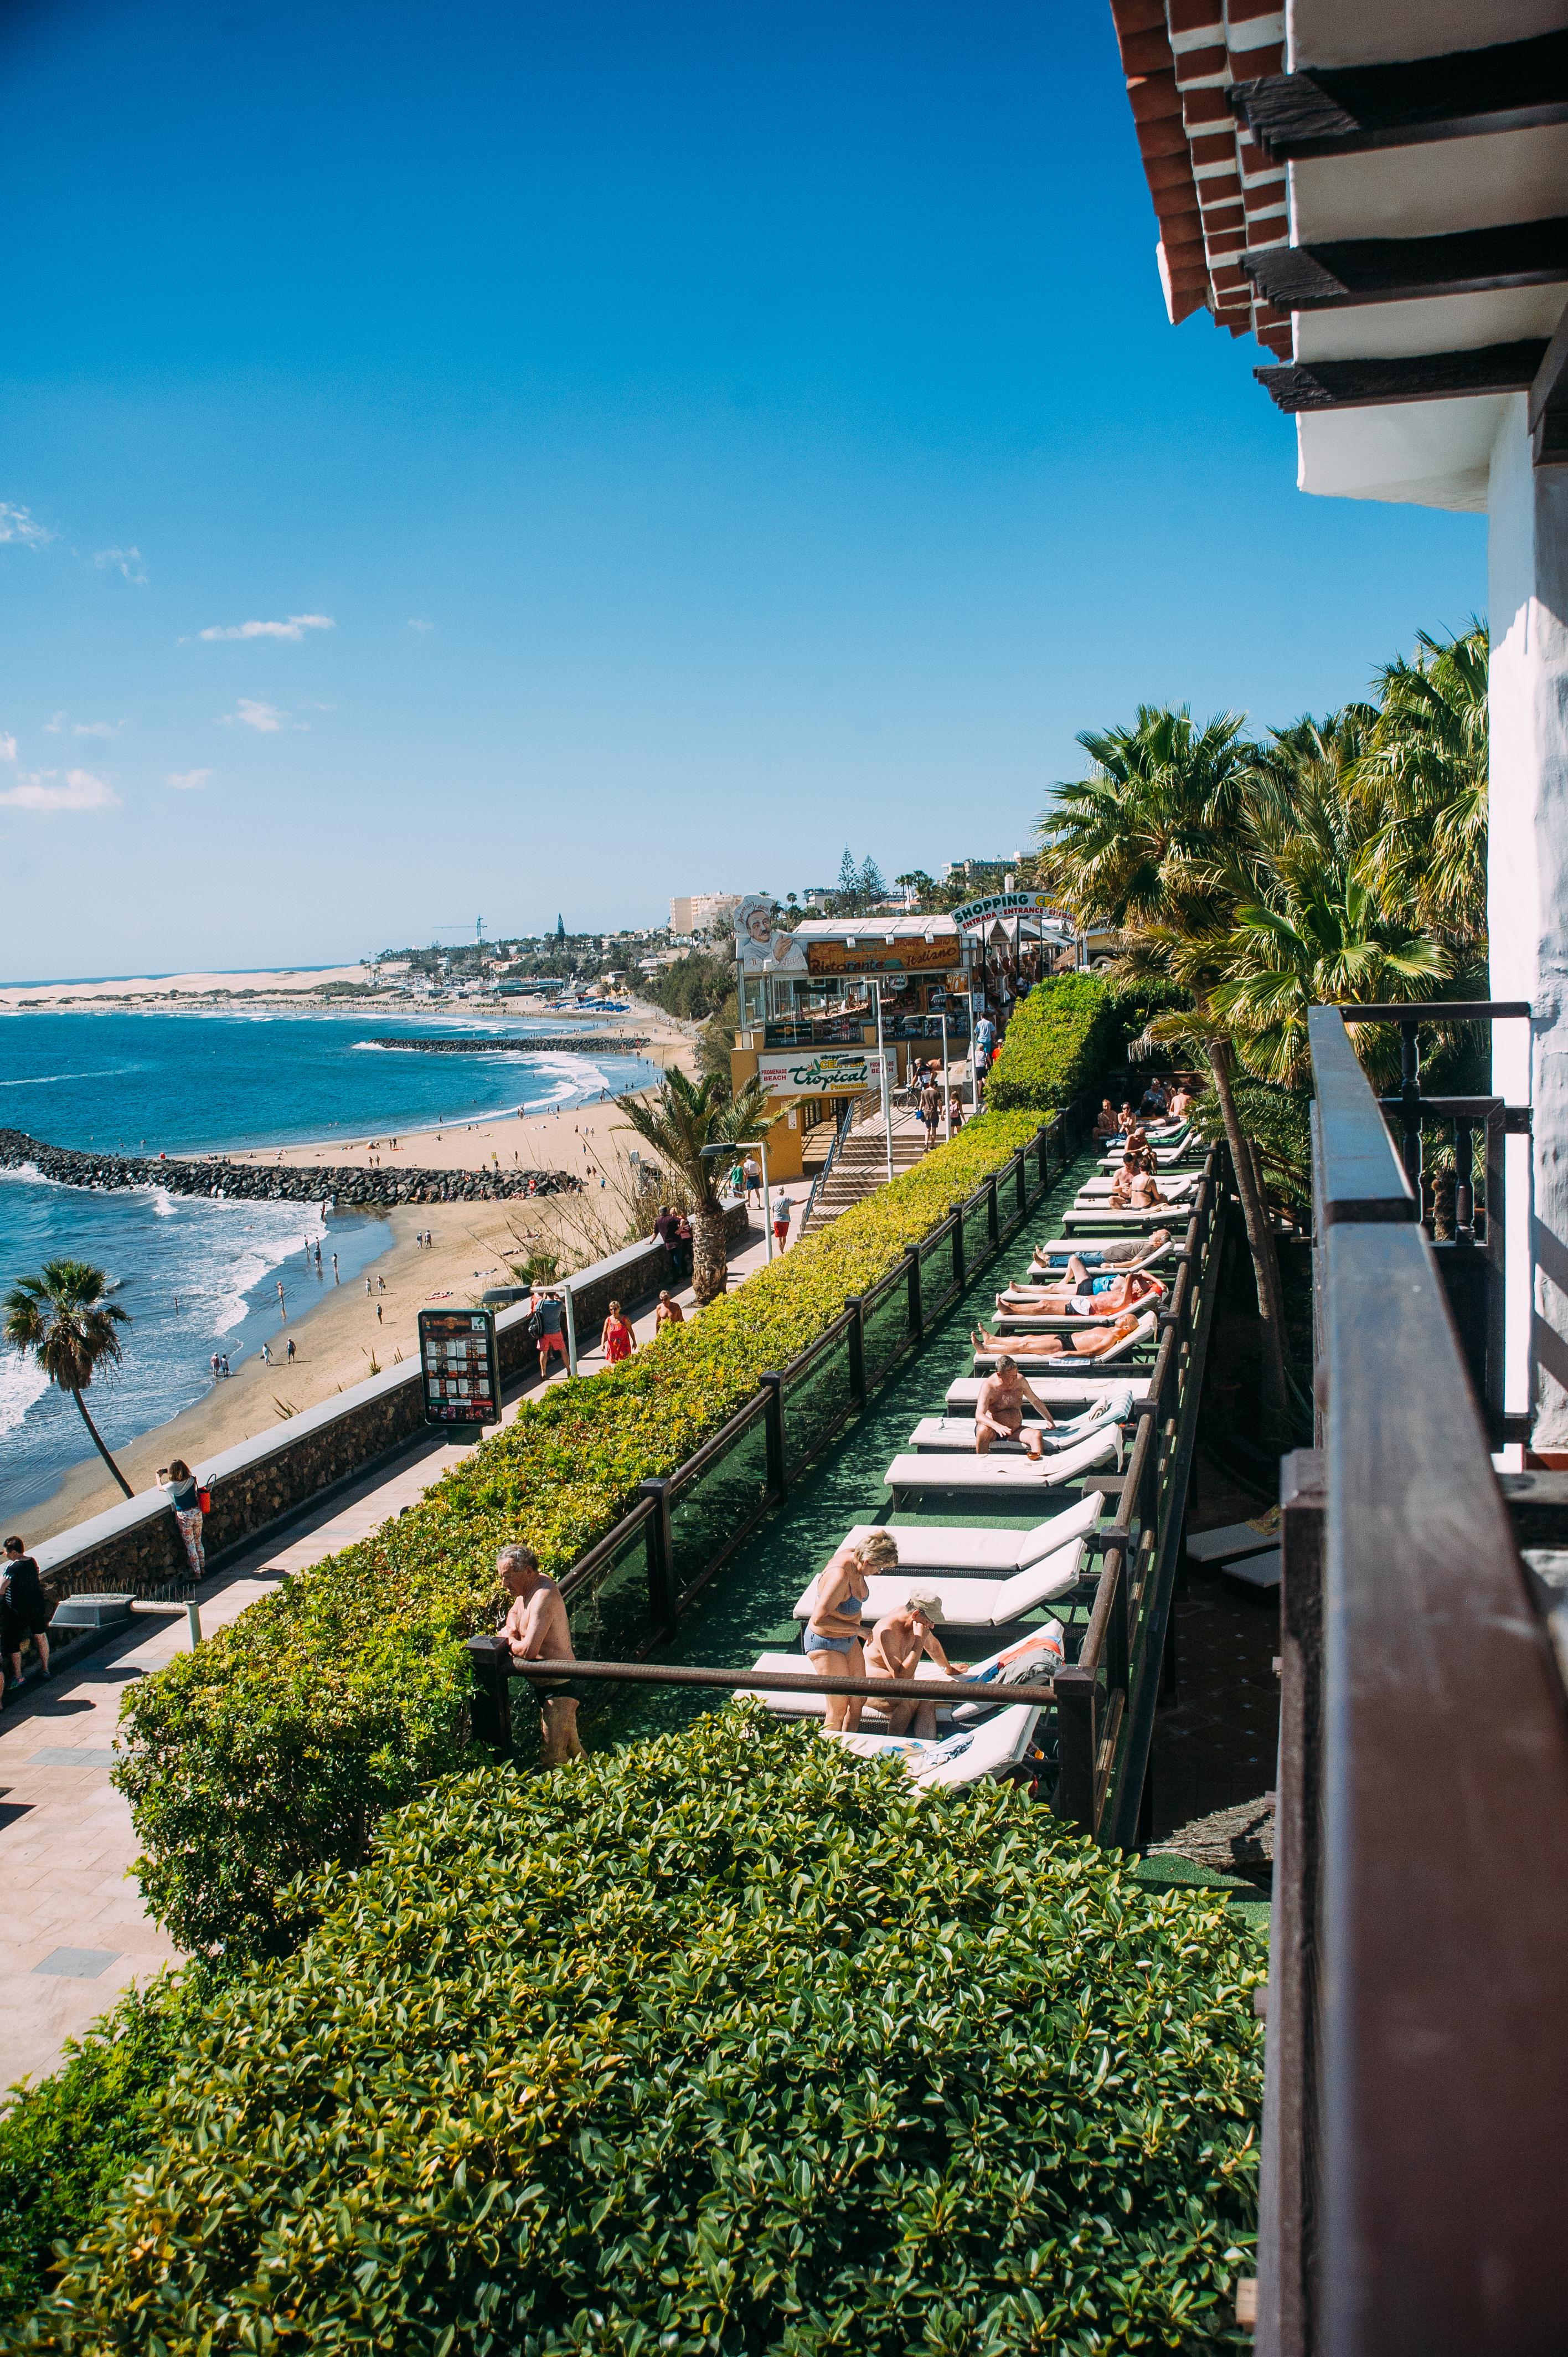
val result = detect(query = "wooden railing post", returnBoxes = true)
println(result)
[905,1244,923,1341]
[987,1175,999,1246]
[951,1208,966,1293]
[465,1634,513,1755]
[1053,1665,1098,1831]
[759,1370,787,1498]
[1014,1151,1028,1217]
[1256,1448,1324,2357]
[1038,1125,1051,1188]
[844,1297,866,1404]
[638,1476,676,1633]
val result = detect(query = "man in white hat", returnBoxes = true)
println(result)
[865,1593,963,1739]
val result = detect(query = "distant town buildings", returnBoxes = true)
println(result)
[669,893,741,934]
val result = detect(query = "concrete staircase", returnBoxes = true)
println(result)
[801,1106,927,1234]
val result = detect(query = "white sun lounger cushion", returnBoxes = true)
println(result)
[885,1422,1122,1498]
[1077,1174,1196,1202]
[908,1388,1134,1454]
[947,1373,1151,1410]
[825,1702,1043,1787]
[838,1488,1105,1575]
[795,1538,1087,1627]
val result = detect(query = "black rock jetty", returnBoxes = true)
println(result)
[0,1130,581,1208]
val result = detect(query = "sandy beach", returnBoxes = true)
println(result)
[13,1028,706,1547]
[0,963,380,1010]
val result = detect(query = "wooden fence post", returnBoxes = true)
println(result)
[845,1298,866,1404]
[638,1477,676,1633]
[1053,1665,1098,1831]
[759,1370,787,1497]
[905,1245,924,1341]
[466,1634,513,1756]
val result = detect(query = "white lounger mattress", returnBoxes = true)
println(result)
[946,1373,1150,1410]
[743,1623,1066,1721]
[908,1411,1129,1460]
[886,1424,1121,1499]
[971,1310,1158,1371]
[795,1536,1087,1626]
[825,1701,1044,1788]
[1077,1175,1196,1202]
[838,1488,1103,1574]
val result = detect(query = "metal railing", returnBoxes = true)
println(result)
[800,1096,856,1228]
[1050,1144,1229,1841]
[1256,1006,1568,2355]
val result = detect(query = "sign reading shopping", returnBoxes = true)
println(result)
[950,889,1059,932]
[756,1048,893,1097]
[419,1308,500,1427]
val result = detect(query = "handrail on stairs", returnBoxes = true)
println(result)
[801,1096,857,1230]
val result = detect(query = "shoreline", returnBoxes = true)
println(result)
[7,1047,699,1546]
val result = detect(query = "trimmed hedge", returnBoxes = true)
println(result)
[25,1711,1265,2352]
[0,1976,204,2330]
[116,1111,1050,1962]
[982,976,1116,1111]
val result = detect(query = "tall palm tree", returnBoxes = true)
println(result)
[1352,622,1488,946]
[4,1259,133,1497]
[617,1071,781,1305]
[1037,706,1292,1434]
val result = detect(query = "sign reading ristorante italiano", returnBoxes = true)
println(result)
[802,935,955,976]
[950,889,1059,930]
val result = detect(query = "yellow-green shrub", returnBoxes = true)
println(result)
[116,1112,1048,1959]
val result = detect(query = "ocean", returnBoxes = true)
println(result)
[0,1008,658,1519]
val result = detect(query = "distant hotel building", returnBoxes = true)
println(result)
[669,893,737,934]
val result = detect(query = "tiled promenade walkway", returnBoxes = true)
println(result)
[0,1205,806,2094]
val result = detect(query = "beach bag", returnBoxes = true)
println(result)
[197,1486,213,1515]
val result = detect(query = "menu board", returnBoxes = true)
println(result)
[418,1308,500,1427]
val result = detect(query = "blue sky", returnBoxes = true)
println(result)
[0,0,1486,980]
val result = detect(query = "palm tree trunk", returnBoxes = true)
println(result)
[1206,1038,1291,1440]
[690,1203,730,1305]
[70,1385,133,1498]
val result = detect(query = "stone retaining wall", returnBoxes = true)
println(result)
[32,1203,755,1604]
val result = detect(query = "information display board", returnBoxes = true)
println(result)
[418,1308,500,1428]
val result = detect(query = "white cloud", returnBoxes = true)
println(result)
[198,613,334,642]
[0,735,15,764]
[0,766,120,813]
[94,545,148,585]
[45,712,121,738]
[0,502,54,549]
[166,768,212,790]
[220,698,295,733]
[407,617,433,633]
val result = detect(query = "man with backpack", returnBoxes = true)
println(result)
[530,1288,568,1380]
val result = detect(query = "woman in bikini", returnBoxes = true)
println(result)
[806,1530,898,1733]
[996,1264,1164,1316]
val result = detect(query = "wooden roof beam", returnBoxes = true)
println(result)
[1231,28,1568,161]
[1244,218,1568,311]
[1256,341,1548,414]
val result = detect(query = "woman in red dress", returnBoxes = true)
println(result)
[600,1300,636,1365]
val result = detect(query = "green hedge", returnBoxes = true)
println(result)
[982,975,1116,1111]
[27,1711,1264,2352]
[0,1975,204,2330]
[115,1111,1050,1963]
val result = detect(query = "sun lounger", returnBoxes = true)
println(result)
[1185,1514,1281,1569]
[946,1373,1150,1411]
[826,1700,1044,1788]
[1027,1241,1178,1276]
[838,1487,1105,1575]
[885,1423,1122,1502]
[795,1539,1088,1627]
[1096,1143,1195,1171]
[1077,1174,1196,1202]
[1061,1203,1185,1232]
[742,1622,1066,1723]
[971,1309,1158,1371]
[908,1388,1134,1455]
[1220,1547,1282,1590]
[992,1294,1161,1329]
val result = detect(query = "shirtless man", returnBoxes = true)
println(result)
[865,1597,962,1738]
[996,1262,1164,1316]
[1030,1228,1170,1277]
[1092,1098,1120,1142]
[974,1355,1058,1459]
[973,1310,1142,1361]
[497,1543,584,1765]
[1107,1156,1177,1210]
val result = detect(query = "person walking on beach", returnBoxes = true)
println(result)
[600,1299,635,1364]
[286,1336,296,1363]
[159,1460,207,1581]
[332,1253,339,1283]
[376,1301,383,1324]
[261,1341,272,1366]
[276,1280,286,1319]
[210,1351,221,1382]
[1,1536,54,1700]
[365,1277,373,1295]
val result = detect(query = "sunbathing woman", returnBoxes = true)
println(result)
[996,1264,1164,1316]
[1107,1157,1190,1210]
[972,1310,1143,1360]
[1030,1228,1171,1276]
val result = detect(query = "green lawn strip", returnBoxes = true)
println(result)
[17,1712,1266,2355]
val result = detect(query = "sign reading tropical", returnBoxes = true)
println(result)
[950,889,1060,931]
[803,935,956,976]
[756,1048,893,1097]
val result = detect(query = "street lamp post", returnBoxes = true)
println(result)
[871,978,894,1182]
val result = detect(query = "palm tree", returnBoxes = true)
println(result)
[617,1071,781,1305]
[1036,706,1293,1434]
[4,1259,133,1497]
[1352,622,1488,946]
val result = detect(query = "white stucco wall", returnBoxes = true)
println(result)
[1488,398,1568,1444]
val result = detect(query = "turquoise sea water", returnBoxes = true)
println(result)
[0,1008,657,1519]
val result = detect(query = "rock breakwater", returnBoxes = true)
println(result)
[0,1130,581,1208]
[362,1033,651,1054]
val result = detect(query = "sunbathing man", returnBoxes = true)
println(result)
[974,1354,1058,1458]
[1030,1227,1171,1275]
[973,1310,1143,1361]
[1092,1098,1120,1141]
[997,1262,1164,1316]
[865,1596,962,1738]
[498,1543,584,1765]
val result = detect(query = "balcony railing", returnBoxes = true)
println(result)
[1257,1006,1568,2355]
